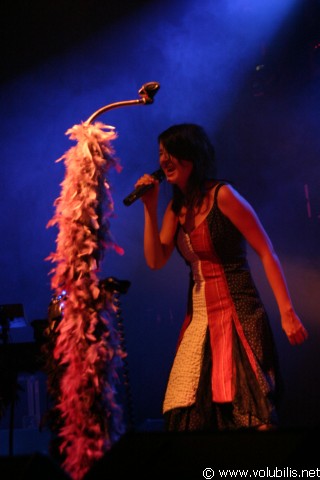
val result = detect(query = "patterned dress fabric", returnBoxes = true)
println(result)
[163,183,281,431]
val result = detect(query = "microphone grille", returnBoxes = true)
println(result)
[152,169,165,182]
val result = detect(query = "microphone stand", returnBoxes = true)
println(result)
[47,82,160,477]
[85,81,160,124]
[81,83,161,433]
[84,82,159,432]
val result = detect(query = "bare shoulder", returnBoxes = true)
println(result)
[215,183,243,205]
[216,184,256,219]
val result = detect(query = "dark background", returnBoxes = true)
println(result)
[0,0,319,445]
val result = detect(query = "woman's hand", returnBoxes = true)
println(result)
[134,173,160,207]
[281,309,308,345]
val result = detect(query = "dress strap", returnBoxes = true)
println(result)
[213,181,227,205]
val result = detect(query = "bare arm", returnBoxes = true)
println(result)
[218,184,308,346]
[135,174,178,269]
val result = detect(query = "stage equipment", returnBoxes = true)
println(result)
[0,303,37,457]
[0,304,26,345]
[98,277,134,430]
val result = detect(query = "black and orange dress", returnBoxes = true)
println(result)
[163,182,281,431]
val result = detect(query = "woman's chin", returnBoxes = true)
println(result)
[166,174,176,184]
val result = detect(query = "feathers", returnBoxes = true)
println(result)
[46,121,125,480]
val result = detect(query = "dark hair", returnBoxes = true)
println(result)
[158,123,216,214]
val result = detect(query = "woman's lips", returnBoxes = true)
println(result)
[165,171,174,180]
[165,166,175,176]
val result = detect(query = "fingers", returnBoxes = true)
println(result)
[287,325,308,346]
[133,174,160,205]
[281,311,308,346]
[134,174,156,189]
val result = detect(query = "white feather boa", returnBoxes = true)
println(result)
[46,121,125,480]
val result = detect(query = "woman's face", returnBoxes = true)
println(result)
[159,142,193,191]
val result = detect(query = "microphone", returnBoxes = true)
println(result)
[123,169,165,206]
[138,82,160,104]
